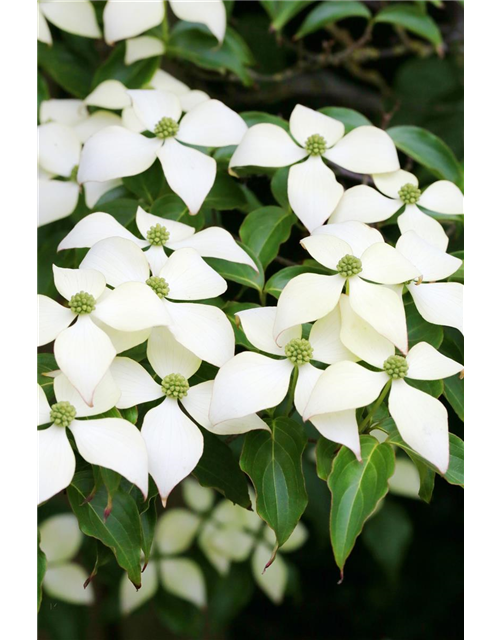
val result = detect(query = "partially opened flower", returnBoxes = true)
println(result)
[38,118,121,226]
[78,90,247,215]
[229,105,399,231]
[109,328,267,504]
[39,513,94,605]
[396,231,463,333]
[103,0,226,45]
[304,339,463,473]
[274,221,420,353]
[38,265,169,404]
[209,305,372,457]
[38,372,149,504]
[38,0,100,45]
[58,206,257,275]
[80,237,235,366]
[332,169,464,251]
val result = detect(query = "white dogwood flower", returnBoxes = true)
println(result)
[229,105,399,231]
[304,341,463,473]
[38,265,169,404]
[38,0,100,45]
[78,90,247,215]
[38,117,121,226]
[39,513,94,605]
[80,237,235,366]
[38,372,149,504]
[209,305,374,458]
[273,222,420,353]
[110,328,267,504]
[332,169,464,251]
[58,206,257,275]
[396,231,463,333]
[103,0,226,45]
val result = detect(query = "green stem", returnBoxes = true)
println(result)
[283,366,299,417]
[345,280,350,295]
[358,379,392,433]
[259,290,267,306]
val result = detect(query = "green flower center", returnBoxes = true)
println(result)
[50,401,77,428]
[305,133,327,156]
[146,276,170,299]
[285,338,313,366]
[161,373,189,399]
[69,165,79,182]
[398,183,421,205]
[69,291,96,315]
[154,117,179,139]
[383,355,409,379]
[336,254,362,278]
[147,223,170,246]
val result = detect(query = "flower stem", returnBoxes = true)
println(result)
[358,379,392,433]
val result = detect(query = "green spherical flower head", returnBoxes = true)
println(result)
[398,183,422,205]
[161,373,189,399]
[305,133,327,156]
[146,276,170,299]
[50,401,77,428]
[146,223,170,246]
[154,117,179,139]
[383,355,409,379]
[336,254,362,278]
[69,291,96,315]
[285,338,314,366]
[70,165,79,182]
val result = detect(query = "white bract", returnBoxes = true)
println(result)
[396,231,463,333]
[80,237,235,366]
[38,265,169,404]
[78,90,247,215]
[274,221,421,353]
[110,328,267,504]
[103,0,226,45]
[332,168,464,251]
[38,114,122,226]
[229,105,400,231]
[38,373,149,504]
[38,0,100,45]
[304,341,463,473]
[58,206,257,276]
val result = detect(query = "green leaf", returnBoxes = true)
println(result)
[240,417,308,548]
[316,437,340,482]
[387,125,463,184]
[240,111,289,130]
[296,2,371,39]
[405,296,443,349]
[449,251,464,283]
[38,353,57,391]
[412,457,436,503]
[319,106,372,133]
[193,429,251,508]
[444,373,464,421]
[328,436,395,575]
[406,377,444,399]
[224,301,260,349]
[38,530,47,612]
[122,161,165,204]
[169,24,254,86]
[94,198,140,227]
[374,3,443,46]
[38,42,93,98]
[262,0,314,31]
[92,42,159,89]
[445,434,464,487]
[38,71,50,121]
[204,171,247,210]
[265,265,329,299]
[140,498,157,566]
[67,471,143,587]
[271,167,290,209]
[205,246,265,292]
[150,195,205,231]
[240,206,294,270]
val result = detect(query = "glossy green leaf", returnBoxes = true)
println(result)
[94,198,140,227]
[150,195,205,231]
[240,417,308,548]
[38,530,47,612]
[193,428,251,508]
[261,0,314,31]
[319,106,372,133]
[67,471,143,587]
[374,4,442,46]
[316,437,339,481]
[296,2,371,39]
[205,246,265,292]
[265,264,330,299]
[405,297,443,349]
[204,171,247,210]
[406,377,444,399]
[240,111,289,130]
[140,498,157,566]
[240,206,294,269]
[387,125,463,184]
[445,434,464,487]
[38,42,93,98]
[271,167,290,209]
[328,435,395,574]
[38,353,57,391]
[91,42,159,89]
[444,374,464,421]
[412,457,436,503]
[122,161,165,204]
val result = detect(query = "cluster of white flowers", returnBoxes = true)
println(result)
[38,84,463,520]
